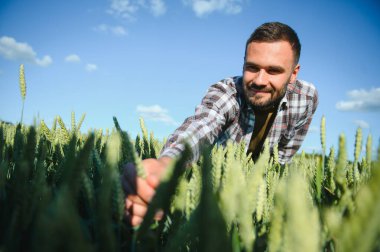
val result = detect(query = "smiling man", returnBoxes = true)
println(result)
[123,22,318,226]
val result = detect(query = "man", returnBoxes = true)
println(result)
[123,22,318,226]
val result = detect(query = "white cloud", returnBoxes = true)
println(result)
[94,24,127,36]
[65,54,81,63]
[336,87,380,111]
[108,0,139,20]
[0,36,53,67]
[136,105,178,126]
[95,24,108,32]
[112,26,128,36]
[35,56,53,67]
[354,120,370,129]
[85,64,98,72]
[107,0,166,20]
[150,0,166,16]
[182,0,243,17]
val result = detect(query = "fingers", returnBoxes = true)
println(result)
[146,174,160,189]
[129,199,148,218]
[125,198,165,226]
[122,163,156,203]
[122,163,160,199]
[122,160,168,227]
[123,177,153,205]
[125,198,146,226]
[127,194,147,206]
[131,215,144,226]
[125,198,132,209]
[136,177,156,203]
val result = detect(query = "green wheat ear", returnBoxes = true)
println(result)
[19,64,26,99]
[366,134,372,166]
[354,127,362,163]
[19,64,27,123]
[320,116,326,188]
[320,116,326,154]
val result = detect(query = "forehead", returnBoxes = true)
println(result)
[245,41,295,67]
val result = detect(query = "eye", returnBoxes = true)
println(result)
[245,64,259,72]
[268,70,280,75]
[267,67,283,75]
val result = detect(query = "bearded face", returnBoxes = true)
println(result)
[243,80,288,111]
[243,41,300,111]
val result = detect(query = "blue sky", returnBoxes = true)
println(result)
[0,0,379,159]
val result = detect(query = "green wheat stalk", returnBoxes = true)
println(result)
[139,117,150,159]
[57,116,70,144]
[40,120,54,142]
[76,113,86,133]
[327,146,336,193]
[336,133,347,188]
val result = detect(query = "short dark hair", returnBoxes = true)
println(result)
[245,22,301,65]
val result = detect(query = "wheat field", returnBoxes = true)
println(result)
[0,65,379,251]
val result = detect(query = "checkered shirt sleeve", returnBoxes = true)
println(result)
[159,78,239,162]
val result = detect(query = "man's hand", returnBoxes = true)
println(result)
[122,157,172,226]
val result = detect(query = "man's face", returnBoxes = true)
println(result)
[243,41,300,111]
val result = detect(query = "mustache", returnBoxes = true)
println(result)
[246,83,273,93]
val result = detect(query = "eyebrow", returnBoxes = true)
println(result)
[267,66,286,72]
[244,61,285,72]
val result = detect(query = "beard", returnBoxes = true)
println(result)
[243,82,288,112]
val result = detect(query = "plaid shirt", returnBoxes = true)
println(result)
[159,76,318,164]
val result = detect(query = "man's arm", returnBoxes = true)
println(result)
[124,78,239,226]
[278,84,319,164]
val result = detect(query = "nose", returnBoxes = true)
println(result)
[254,69,269,86]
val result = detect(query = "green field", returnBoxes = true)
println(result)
[0,115,379,252]
[0,65,379,251]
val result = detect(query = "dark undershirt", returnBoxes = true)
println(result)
[247,107,278,162]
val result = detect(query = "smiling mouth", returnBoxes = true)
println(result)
[252,90,269,94]
[247,84,271,92]
[247,88,271,95]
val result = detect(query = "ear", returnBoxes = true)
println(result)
[290,64,300,83]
